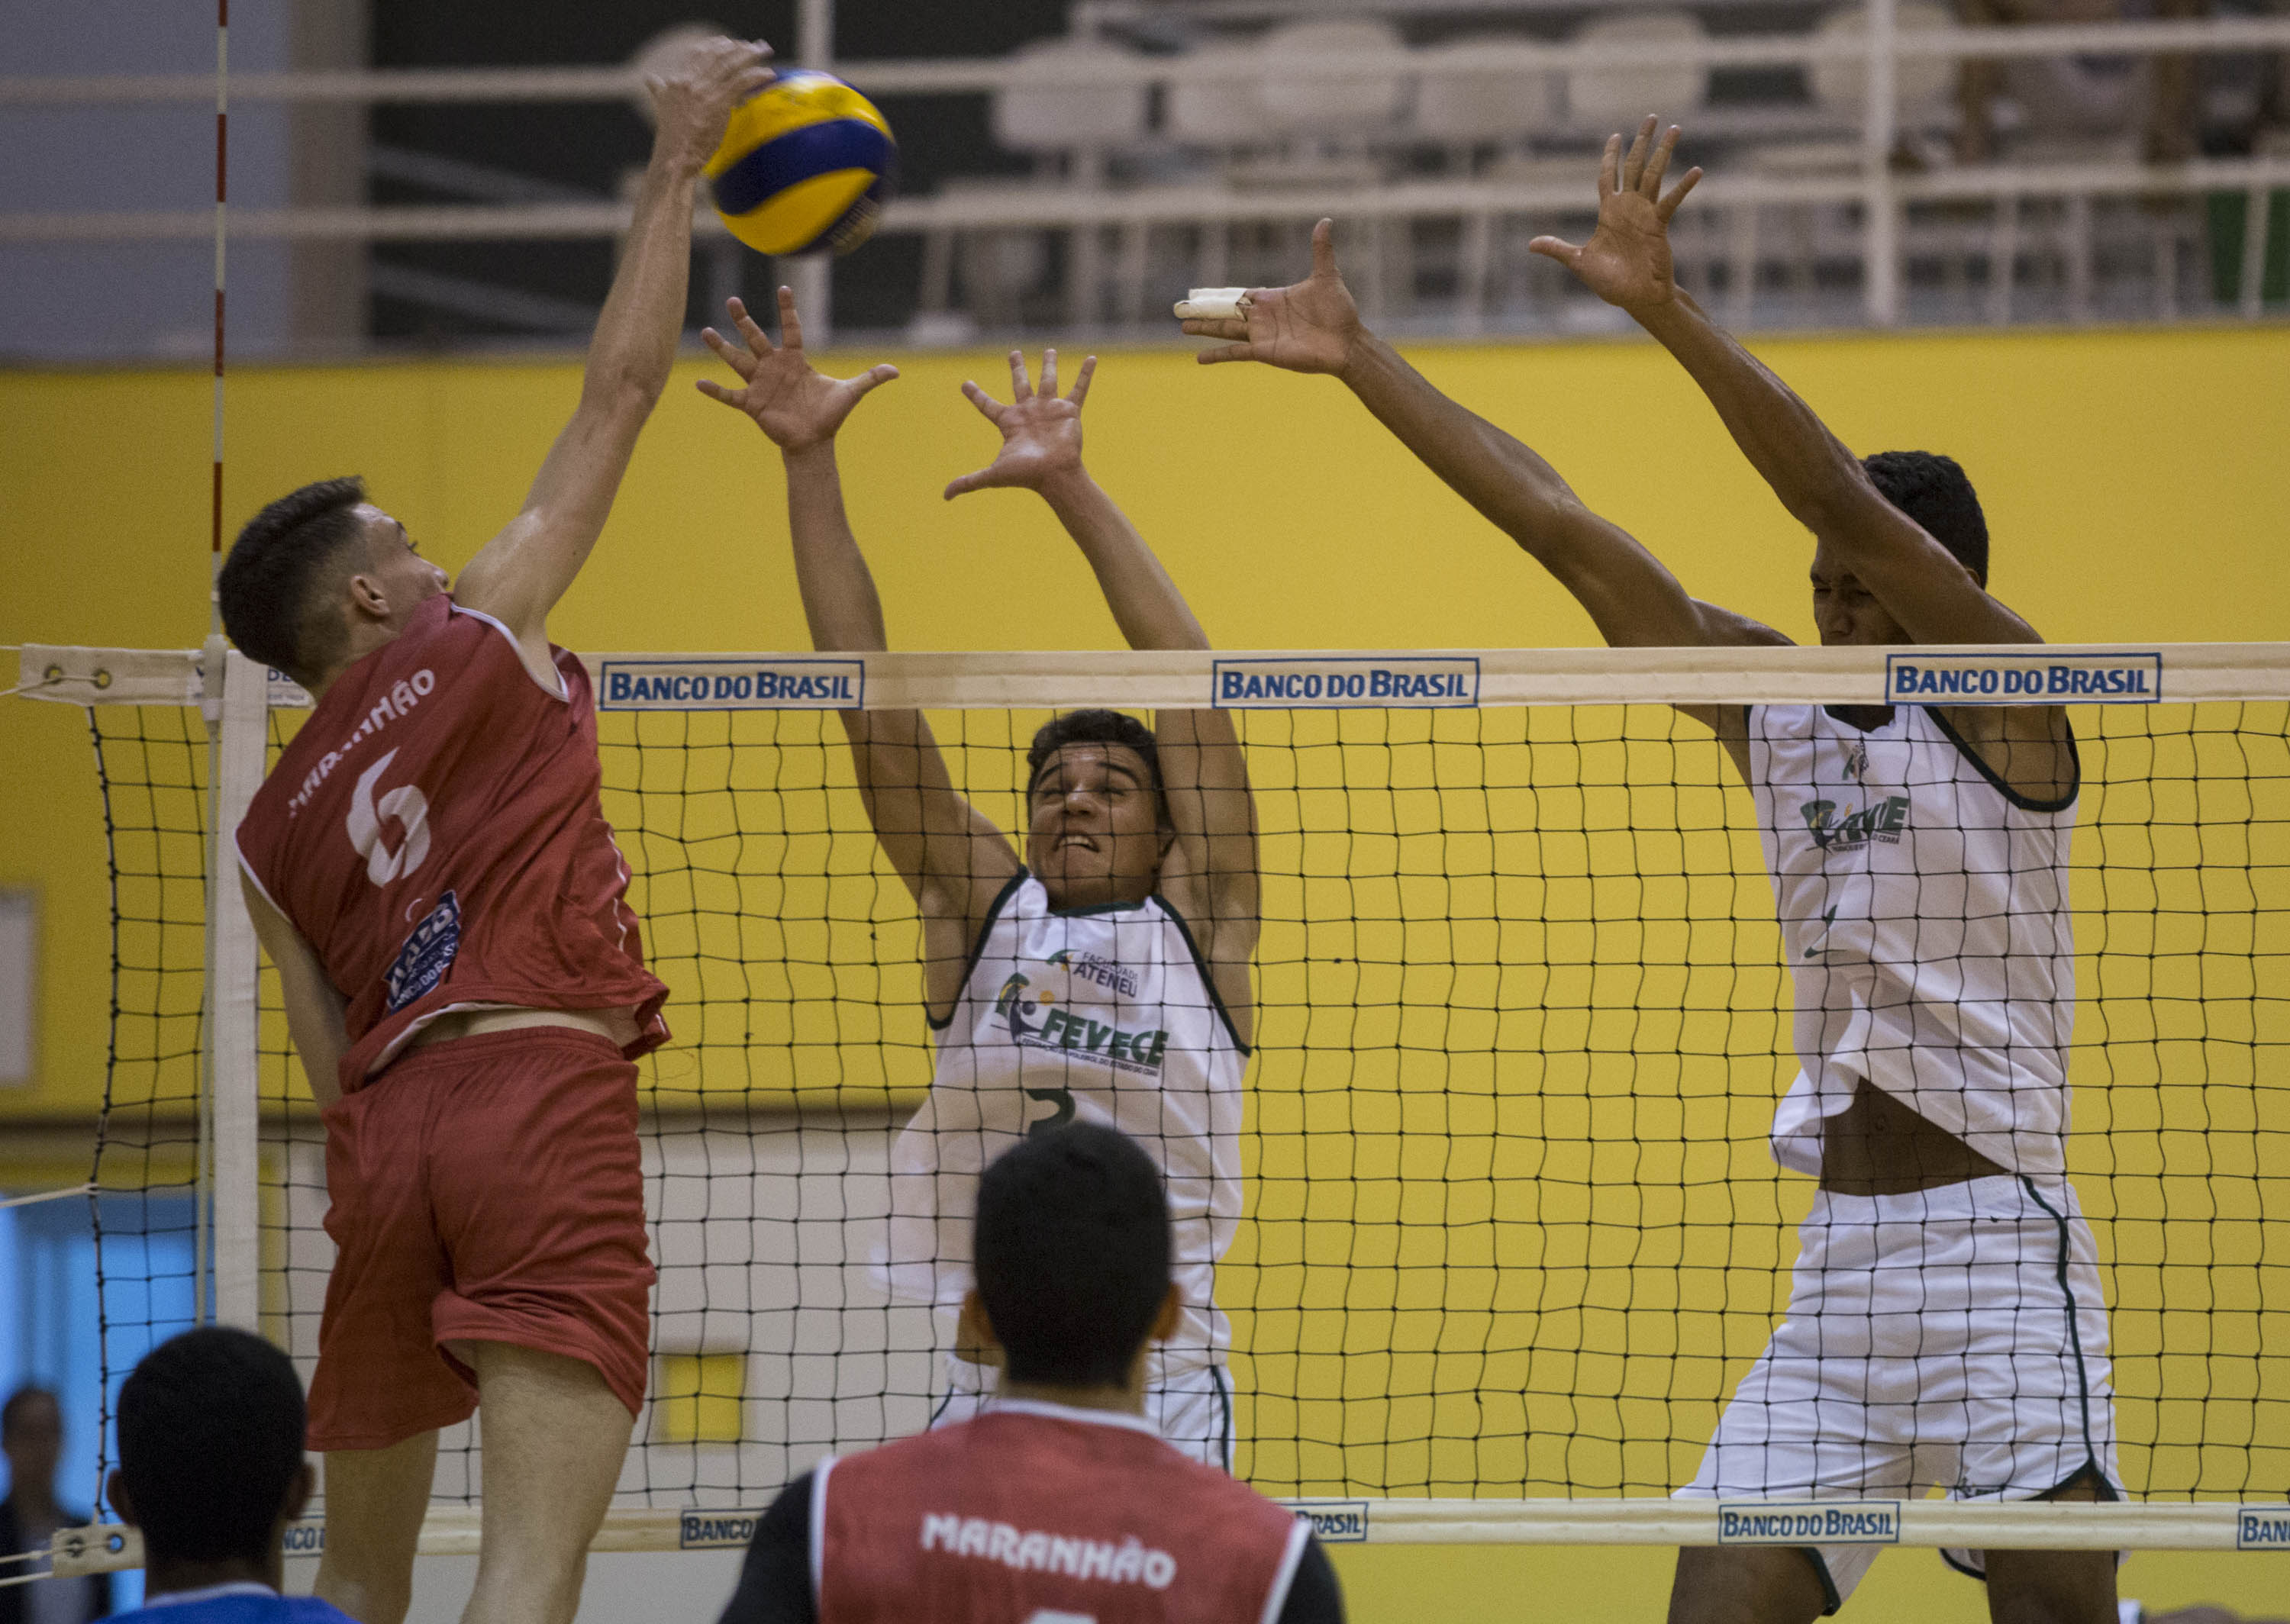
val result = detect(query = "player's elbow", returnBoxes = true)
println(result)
[579,358,667,423]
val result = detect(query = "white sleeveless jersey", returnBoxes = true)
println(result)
[1750,704,2079,1177]
[879,872,1250,1368]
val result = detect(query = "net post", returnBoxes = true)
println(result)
[207,648,266,1329]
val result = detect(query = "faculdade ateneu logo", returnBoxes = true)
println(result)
[1885,651,2161,704]
[1211,656,1479,708]
[994,973,1167,1075]
[1717,1502,1901,1545]
[597,658,865,710]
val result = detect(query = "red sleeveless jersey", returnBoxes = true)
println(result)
[814,1400,1308,1624]
[235,596,669,1097]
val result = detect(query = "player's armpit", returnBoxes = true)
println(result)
[238,872,349,1110]
[1672,602,1791,780]
[451,398,654,678]
[1150,706,1260,1046]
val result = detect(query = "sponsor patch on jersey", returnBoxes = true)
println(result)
[597,658,864,710]
[679,1510,763,1550]
[995,972,1167,1075]
[1800,794,1910,852]
[1211,656,1479,709]
[1885,651,2160,704]
[383,890,460,1013]
[1717,1501,1901,1546]
[2237,1506,2290,1549]
[1285,1500,1370,1543]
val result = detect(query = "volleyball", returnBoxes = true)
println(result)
[705,70,896,256]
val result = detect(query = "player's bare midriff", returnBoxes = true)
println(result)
[1818,1078,2008,1197]
[408,1005,641,1052]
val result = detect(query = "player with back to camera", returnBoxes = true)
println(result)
[715,1122,1343,1624]
[220,36,774,1624]
[101,1326,351,1624]
[696,289,1258,1468]
[1182,118,2116,1624]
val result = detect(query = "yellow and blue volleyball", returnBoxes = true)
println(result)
[705,71,896,256]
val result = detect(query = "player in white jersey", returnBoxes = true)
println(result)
[1183,121,2114,1622]
[698,291,1258,1468]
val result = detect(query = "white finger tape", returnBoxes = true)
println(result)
[1175,288,1253,321]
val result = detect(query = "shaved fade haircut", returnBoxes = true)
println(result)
[1863,451,1989,587]
[974,1122,1172,1387]
[117,1326,307,1568]
[218,476,372,688]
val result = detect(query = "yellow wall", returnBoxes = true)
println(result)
[6,325,2289,1618]
[8,323,2288,1115]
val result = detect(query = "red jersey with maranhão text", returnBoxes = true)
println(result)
[814,1400,1308,1624]
[235,594,668,1097]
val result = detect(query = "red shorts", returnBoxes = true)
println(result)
[307,1026,655,1452]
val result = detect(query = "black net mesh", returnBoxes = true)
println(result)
[85,704,213,1510]
[85,690,2290,1515]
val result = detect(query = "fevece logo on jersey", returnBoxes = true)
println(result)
[347,748,431,884]
[1211,655,1479,708]
[994,972,1168,1075]
[1885,650,2161,704]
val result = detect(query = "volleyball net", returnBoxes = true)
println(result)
[19,640,2290,1556]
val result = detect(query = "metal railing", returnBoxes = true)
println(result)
[5,9,2288,343]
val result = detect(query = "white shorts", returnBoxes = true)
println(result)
[931,1348,1237,1472]
[1679,1174,2121,1611]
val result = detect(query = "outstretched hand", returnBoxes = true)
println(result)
[646,36,776,176]
[1529,117,1703,314]
[943,349,1095,499]
[696,288,898,451]
[1179,218,1362,375]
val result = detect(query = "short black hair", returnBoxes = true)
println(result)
[974,1123,1172,1387]
[1863,451,1988,585]
[2,1384,58,1439]
[117,1328,306,1567]
[218,476,373,687]
[1026,710,1163,811]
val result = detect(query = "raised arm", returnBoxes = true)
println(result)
[1535,118,2037,648]
[451,37,774,681]
[697,290,1019,1019]
[944,352,1258,1034]
[1179,221,1777,656]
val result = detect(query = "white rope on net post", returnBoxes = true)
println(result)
[783,0,839,350]
[1863,0,1902,327]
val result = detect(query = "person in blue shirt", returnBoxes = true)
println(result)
[103,1329,353,1624]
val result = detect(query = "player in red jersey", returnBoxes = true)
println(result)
[218,37,773,1624]
[716,1122,1344,1624]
